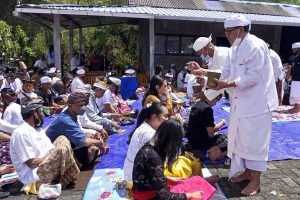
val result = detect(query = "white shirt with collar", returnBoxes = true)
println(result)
[71,77,90,93]
[209,46,230,71]
[270,49,284,81]
[220,33,278,118]
[3,102,24,125]
[10,122,54,185]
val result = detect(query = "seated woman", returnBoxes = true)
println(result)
[132,120,203,200]
[142,75,173,115]
[187,89,227,161]
[124,102,169,185]
[101,77,131,114]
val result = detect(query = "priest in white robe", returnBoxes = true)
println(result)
[213,14,278,196]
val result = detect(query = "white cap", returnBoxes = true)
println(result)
[109,77,121,86]
[76,69,85,75]
[193,34,212,52]
[93,81,108,90]
[224,14,251,29]
[292,42,300,49]
[46,67,56,74]
[125,69,135,74]
[40,76,53,84]
[165,73,174,78]
[204,89,224,101]
[0,75,4,80]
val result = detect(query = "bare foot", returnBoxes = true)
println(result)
[205,175,219,185]
[230,169,251,183]
[286,105,300,114]
[0,164,15,175]
[241,172,260,196]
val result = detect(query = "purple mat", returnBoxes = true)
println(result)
[210,99,300,161]
[45,97,299,171]
[97,96,143,169]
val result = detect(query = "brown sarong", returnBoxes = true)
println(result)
[36,136,80,188]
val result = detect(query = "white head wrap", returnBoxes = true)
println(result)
[224,14,251,31]
[193,34,212,52]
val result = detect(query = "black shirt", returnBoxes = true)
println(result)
[292,53,300,81]
[132,143,187,200]
[187,100,215,151]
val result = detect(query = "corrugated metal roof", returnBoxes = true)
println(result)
[129,0,298,17]
[15,4,300,27]
[129,0,199,9]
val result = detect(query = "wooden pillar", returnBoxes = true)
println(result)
[53,14,62,72]
[149,18,155,79]
[79,28,83,54]
[69,21,74,67]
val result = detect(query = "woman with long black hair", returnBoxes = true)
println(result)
[142,75,173,115]
[124,102,169,185]
[132,120,203,199]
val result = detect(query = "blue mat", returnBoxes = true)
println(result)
[97,96,143,169]
[212,99,300,161]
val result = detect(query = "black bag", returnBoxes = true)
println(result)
[120,117,135,126]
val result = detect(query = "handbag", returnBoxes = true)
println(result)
[120,117,135,125]
[184,151,203,177]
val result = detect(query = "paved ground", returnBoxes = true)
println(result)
[207,159,300,200]
[5,159,300,200]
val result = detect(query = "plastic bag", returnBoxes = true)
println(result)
[38,183,61,199]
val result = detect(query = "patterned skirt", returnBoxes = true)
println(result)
[0,141,12,165]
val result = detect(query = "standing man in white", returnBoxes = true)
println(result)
[213,14,278,196]
[192,34,229,74]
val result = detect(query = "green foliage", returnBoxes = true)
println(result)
[0,20,37,68]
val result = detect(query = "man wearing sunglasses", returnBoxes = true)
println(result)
[212,14,278,196]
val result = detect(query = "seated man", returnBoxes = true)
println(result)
[87,81,120,133]
[0,119,18,165]
[46,93,108,168]
[187,89,227,160]
[35,76,64,113]
[10,99,79,189]
[17,80,38,105]
[1,88,24,125]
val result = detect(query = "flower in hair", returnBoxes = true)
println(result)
[146,102,153,108]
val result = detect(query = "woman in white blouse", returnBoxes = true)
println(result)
[124,102,169,185]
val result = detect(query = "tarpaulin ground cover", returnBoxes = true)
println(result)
[84,97,226,200]
[214,99,300,161]
[43,96,299,199]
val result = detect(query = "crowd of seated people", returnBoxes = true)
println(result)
[1,43,293,199]
[0,58,138,197]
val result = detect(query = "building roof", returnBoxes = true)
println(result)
[14,3,300,29]
[129,0,300,17]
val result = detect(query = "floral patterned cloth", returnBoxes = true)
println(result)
[0,141,12,165]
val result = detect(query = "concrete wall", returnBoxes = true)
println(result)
[156,20,282,69]
[139,19,283,74]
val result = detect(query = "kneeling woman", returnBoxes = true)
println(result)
[132,120,202,199]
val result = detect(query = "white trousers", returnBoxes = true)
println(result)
[229,153,267,178]
[290,81,300,105]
